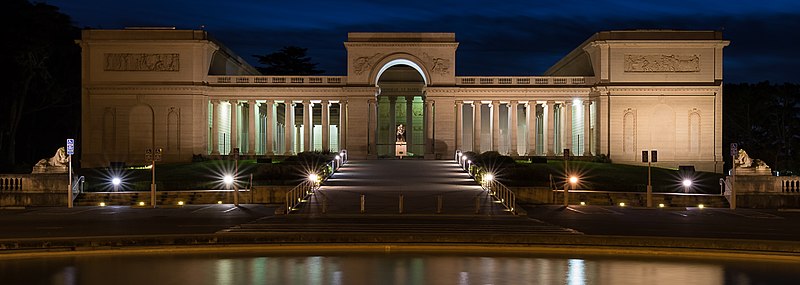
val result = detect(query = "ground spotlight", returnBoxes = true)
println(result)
[178,201,184,206]
[580,201,586,206]
[659,203,665,208]
[99,202,106,207]
[619,202,626,207]
[138,201,145,206]
[217,201,222,204]
[698,204,705,209]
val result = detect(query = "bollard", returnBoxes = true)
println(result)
[360,194,365,214]
[399,194,404,214]
[436,194,443,214]
[475,196,480,214]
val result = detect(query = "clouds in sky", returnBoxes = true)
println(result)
[49,0,800,82]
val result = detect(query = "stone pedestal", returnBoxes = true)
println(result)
[395,142,407,158]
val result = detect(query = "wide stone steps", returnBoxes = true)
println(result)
[221,216,580,235]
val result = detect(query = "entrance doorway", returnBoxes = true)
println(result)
[376,65,425,158]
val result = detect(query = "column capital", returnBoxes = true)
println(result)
[546,100,555,105]
[583,100,592,106]
[509,100,518,105]
[455,100,463,105]
[211,99,221,104]
[263,99,273,104]
[564,101,572,107]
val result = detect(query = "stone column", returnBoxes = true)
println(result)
[321,100,330,152]
[583,100,592,156]
[230,100,239,155]
[564,101,573,155]
[424,99,435,156]
[509,101,518,157]
[473,102,481,153]
[546,100,555,156]
[211,100,220,156]
[455,101,463,151]
[284,101,293,155]
[405,96,414,151]
[247,100,257,155]
[525,102,536,156]
[368,99,377,156]
[264,100,274,156]
[303,100,312,152]
[339,101,347,151]
[389,96,397,143]
[491,101,500,152]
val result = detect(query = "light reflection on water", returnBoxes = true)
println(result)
[1,253,797,285]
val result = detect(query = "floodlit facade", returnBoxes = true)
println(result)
[78,29,728,172]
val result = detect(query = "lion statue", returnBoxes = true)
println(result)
[734,149,770,171]
[32,147,69,174]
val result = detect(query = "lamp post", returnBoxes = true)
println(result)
[146,148,162,208]
[563,149,570,207]
[642,150,657,207]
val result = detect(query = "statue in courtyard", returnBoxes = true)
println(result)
[734,149,771,175]
[396,124,406,143]
[32,147,69,174]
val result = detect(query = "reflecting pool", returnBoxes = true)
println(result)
[2,252,798,285]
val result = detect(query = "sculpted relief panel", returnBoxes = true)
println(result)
[105,53,180,71]
[624,54,699,72]
[423,53,450,75]
[353,53,382,75]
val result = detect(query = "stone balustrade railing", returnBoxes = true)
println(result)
[456,76,594,86]
[781,177,800,193]
[209,76,347,85]
[0,175,29,191]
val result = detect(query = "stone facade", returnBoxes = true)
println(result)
[79,29,728,172]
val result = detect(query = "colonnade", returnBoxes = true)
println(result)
[455,100,594,157]
[209,99,345,156]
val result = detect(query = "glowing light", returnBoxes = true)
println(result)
[619,202,626,207]
[178,201,184,206]
[99,202,106,207]
[217,201,222,204]
[111,177,121,186]
[569,176,578,184]
[698,204,705,209]
[659,203,665,208]
[138,201,145,206]
[309,173,320,182]
[223,175,234,185]
[580,202,586,206]
[682,179,692,187]
[483,173,494,182]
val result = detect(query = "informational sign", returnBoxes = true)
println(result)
[154,148,163,162]
[66,139,75,155]
[145,148,153,161]
[730,143,738,157]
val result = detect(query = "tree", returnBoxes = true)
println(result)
[0,0,80,171]
[252,46,324,75]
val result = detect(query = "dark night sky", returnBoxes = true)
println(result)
[48,0,800,83]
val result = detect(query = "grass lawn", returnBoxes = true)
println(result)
[496,160,724,194]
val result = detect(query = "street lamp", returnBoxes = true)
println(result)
[223,174,234,188]
[682,178,693,193]
[111,177,121,192]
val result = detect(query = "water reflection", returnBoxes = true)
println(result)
[0,253,796,285]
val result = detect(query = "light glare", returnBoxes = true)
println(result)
[111,177,121,186]
[223,175,234,185]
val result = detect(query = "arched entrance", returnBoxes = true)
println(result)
[375,61,427,158]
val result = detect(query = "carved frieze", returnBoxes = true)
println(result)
[423,53,450,75]
[104,53,180,71]
[352,53,382,75]
[624,54,699,72]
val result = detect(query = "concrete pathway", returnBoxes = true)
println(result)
[294,160,508,216]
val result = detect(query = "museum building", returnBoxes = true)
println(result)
[78,29,728,172]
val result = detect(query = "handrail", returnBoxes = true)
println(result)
[72,176,85,202]
[454,150,517,215]
[285,149,347,214]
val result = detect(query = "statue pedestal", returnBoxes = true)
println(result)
[395,142,407,159]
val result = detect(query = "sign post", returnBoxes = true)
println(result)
[232,148,240,206]
[147,148,162,208]
[563,149,570,207]
[642,149,657,207]
[730,143,738,209]
[66,139,75,208]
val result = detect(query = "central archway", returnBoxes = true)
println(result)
[375,61,427,158]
